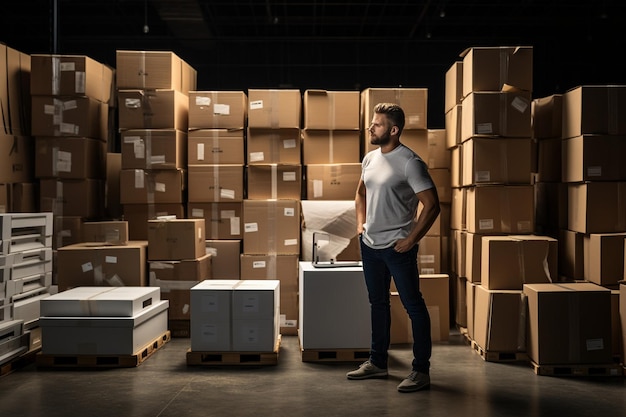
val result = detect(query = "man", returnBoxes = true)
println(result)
[347,102,440,393]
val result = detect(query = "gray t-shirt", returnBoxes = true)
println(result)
[361,144,435,249]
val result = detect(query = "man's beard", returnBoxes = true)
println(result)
[370,129,391,145]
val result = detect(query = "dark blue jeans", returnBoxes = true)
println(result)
[360,237,431,374]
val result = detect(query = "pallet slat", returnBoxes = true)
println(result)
[531,360,623,376]
[36,331,170,368]
[471,340,527,362]
[187,335,281,366]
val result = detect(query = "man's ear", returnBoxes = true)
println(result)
[390,125,399,136]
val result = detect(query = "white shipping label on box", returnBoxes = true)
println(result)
[250,152,264,162]
[155,183,166,193]
[476,123,493,134]
[284,208,295,216]
[192,208,204,217]
[283,172,296,182]
[135,170,145,188]
[285,239,298,246]
[479,219,494,230]
[197,143,205,161]
[250,100,263,110]
[195,96,211,106]
[511,96,529,113]
[252,261,266,269]
[220,189,235,199]
[81,262,93,273]
[75,71,86,93]
[230,217,240,235]
[245,223,258,233]
[105,256,117,264]
[214,104,230,115]
[283,139,296,149]
[56,150,72,172]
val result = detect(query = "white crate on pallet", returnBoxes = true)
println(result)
[0,320,29,365]
[40,300,169,355]
[12,287,50,328]
[3,248,53,280]
[0,213,53,255]
[6,272,52,300]
[40,287,162,318]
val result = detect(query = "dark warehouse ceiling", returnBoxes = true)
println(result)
[1,1,625,127]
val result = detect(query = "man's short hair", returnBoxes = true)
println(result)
[373,102,405,135]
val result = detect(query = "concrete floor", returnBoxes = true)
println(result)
[0,330,624,417]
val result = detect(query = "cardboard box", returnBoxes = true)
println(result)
[243,199,301,255]
[558,229,584,281]
[481,235,557,290]
[568,182,626,234]
[426,129,450,169]
[82,221,129,245]
[465,232,482,283]
[450,145,461,188]
[115,50,197,93]
[536,137,561,182]
[305,163,361,200]
[455,275,467,328]
[53,215,83,249]
[189,280,238,351]
[610,289,621,361]
[450,187,465,231]
[302,130,360,164]
[120,129,187,170]
[361,88,428,130]
[30,54,113,103]
[247,89,302,129]
[56,241,148,291]
[417,236,442,275]
[532,94,562,139]
[524,282,613,365]
[534,182,567,236]
[445,104,462,149]
[105,153,122,220]
[246,164,303,200]
[303,90,360,130]
[31,96,108,141]
[1,44,31,136]
[298,262,370,349]
[39,178,104,219]
[117,89,189,131]
[149,253,212,282]
[122,203,185,240]
[119,169,185,204]
[147,218,206,261]
[420,274,450,341]
[466,185,534,234]
[188,202,243,239]
[445,61,463,114]
[0,134,34,183]
[187,165,244,203]
[239,254,299,335]
[461,138,533,186]
[205,240,242,279]
[188,91,247,129]
[35,137,107,179]
[187,129,244,165]
[619,281,626,359]
[562,135,626,182]
[562,85,626,139]
[461,91,532,141]
[40,300,169,355]
[583,233,626,287]
[460,46,533,97]
[247,128,302,164]
[473,285,525,352]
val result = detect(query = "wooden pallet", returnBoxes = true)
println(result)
[301,347,370,363]
[35,331,171,368]
[471,340,527,362]
[186,335,281,366]
[531,360,623,377]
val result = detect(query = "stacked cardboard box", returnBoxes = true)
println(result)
[0,43,35,214]
[302,90,361,201]
[146,218,209,337]
[190,279,280,352]
[39,286,169,355]
[116,50,197,239]
[0,213,53,336]
[31,54,113,252]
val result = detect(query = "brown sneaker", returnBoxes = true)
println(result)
[397,371,430,392]
[346,360,388,380]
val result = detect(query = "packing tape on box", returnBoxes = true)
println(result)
[141,90,155,129]
[328,130,335,163]
[212,164,220,201]
[271,164,278,199]
[210,203,220,238]
[267,201,278,255]
[144,130,153,169]
[270,90,279,129]
[51,56,61,95]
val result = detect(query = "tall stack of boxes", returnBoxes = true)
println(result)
[116,50,196,240]
[147,218,209,337]
[0,43,35,214]
[186,90,247,281]
[241,89,302,336]
[449,46,555,353]
[30,54,113,255]
[0,212,53,364]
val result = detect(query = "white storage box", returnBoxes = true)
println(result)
[232,280,280,351]
[13,288,50,326]
[298,262,371,349]
[190,280,239,351]
[40,286,161,317]
[40,300,169,355]
[0,213,53,255]
[6,271,52,299]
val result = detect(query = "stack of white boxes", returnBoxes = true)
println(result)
[190,279,280,352]
[39,286,168,355]
[0,212,53,364]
